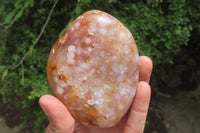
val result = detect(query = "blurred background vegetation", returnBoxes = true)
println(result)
[0,0,199,133]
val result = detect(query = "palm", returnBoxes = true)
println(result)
[74,113,128,133]
[39,56,152,133]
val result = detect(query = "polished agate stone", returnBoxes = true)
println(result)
[47,10,139,127]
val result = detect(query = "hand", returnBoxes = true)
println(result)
[39,56,153,133]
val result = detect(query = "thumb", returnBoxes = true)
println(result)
[39,95,74,133]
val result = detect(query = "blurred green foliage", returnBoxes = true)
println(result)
[0,0,199,132]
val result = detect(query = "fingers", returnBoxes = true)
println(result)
[139,56,153,83]
[124,82,151,133]
[39,95,74,133]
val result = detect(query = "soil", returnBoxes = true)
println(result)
[0,117,19,133]
[0,94,22,133]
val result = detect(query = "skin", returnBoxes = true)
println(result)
[39,56,153,133]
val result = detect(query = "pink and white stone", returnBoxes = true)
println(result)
[47,10,139,127]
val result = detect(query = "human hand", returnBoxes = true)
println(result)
[39,56,153,133]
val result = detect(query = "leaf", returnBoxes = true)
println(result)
[108,0,117,3]
[147,0,151,6]
[58,25,68,37]
[58,18,75,37]
[80,0,91,4]
[4,9,17,23]
[14,8,24,21]
[131,4,138,12]
[2,69,8,80]
[75,4,82,15]
[25,0,34,8]
[40,0,46,5]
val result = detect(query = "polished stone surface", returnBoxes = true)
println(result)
[47,10,139,127]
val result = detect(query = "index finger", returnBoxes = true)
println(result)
[139,56,153,83]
